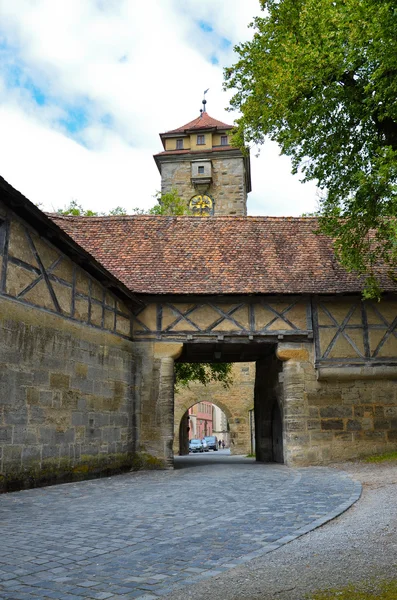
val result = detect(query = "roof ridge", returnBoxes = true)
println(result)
[49,214,320,221]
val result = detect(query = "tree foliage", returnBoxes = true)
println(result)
[148,188,190,215]
[57,199,99,216]
[174,362,233,392]
[57,189,189,217]
[225,0,397,297]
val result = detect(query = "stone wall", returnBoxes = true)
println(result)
[278,343,397,465]
[0,205,144,491]
[160,155,247,216]
[0,297,137,491]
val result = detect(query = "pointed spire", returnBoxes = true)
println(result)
[200,88,209,118]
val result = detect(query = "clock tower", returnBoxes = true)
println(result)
[153,100,251,216]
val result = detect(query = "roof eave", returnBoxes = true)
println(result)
[0,176,143,309]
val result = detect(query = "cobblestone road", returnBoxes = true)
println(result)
[0,452,361,600]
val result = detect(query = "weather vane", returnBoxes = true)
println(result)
[200,88,209,116]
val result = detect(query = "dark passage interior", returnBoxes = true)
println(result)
[176,342,284,463]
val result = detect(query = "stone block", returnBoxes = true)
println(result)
[384,406,397,417]
[22,445,41,464]
[86,428,101,441]
[0,426,13,443]
[39,427,56,444]
[285,433,310,445]
[50,373,70,389]
[71,412,88,427]
[3,445,22,465]
[39,390,54,406]
[110,414,129,427]
[307,394,341,407]
[310,431,334,441]
[362,417,374,431]
[320,406,352,418]
[307,419,321,430]
[4,408,28,425]
[346,419,362,431]
[80,444,99,456]
[354,431,386,441]
[354,405,374,418]
[55,428,75,444]
[285,420,306,432]
[102,427,121,443]
[26,388,40,405]
[373,418,391,430]
[70,377,93,394]
[13,426,38,444]
[29,406,46,424]
[321,419,344,431]
[75,362,88,379]
[358,389,373,403]
[333,432,353,441]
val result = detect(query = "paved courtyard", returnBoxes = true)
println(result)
[0,453,361,600]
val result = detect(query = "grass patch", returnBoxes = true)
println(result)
[308,579,397,599]
[246,453,256,458]
[364,451,397,463]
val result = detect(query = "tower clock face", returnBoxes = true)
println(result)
[189,194,214,216]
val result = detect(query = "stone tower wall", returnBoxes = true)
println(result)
[161,156,247,216]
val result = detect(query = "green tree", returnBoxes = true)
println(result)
[57,199,99,216]
[225,0,397,297]
[174,362,233,392]
[148,188,190,215]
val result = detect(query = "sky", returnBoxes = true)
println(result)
[0,0,319,216]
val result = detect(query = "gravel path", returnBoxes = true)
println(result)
[167,460,397,600]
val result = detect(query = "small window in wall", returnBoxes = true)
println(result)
[176,138,184,150]
[221,135,228,146]
[197,134,205,145]
[198,165,205,174]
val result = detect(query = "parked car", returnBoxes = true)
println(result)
[201,439,209,452]
[203,436,218,451]
[189,439,204,453]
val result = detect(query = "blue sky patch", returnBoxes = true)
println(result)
[198,20,213,33]
[0,38,106,140]
[195,20,232,66]
[59,106,89,134]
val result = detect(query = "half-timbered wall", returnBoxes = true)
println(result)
[133,297,311,340]
[314,296,397,366]
[133,297,397,367]
[0,204,137,491]
[0,207,132,338]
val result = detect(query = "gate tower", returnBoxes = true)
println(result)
[154,97,251,216]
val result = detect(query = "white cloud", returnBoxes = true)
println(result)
[0,0,318,215]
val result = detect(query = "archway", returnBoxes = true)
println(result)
[174,341,285,464]
[176,400,233,455]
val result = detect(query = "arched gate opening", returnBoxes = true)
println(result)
[175,341,284,464]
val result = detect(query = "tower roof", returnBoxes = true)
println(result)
[162,112,233,135]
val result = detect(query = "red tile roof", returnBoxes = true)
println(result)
[49,215,397,296]
[163,112,233,135]
[154,146,237,158]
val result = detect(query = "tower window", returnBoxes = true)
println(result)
[197,134,205,145]
[221,135,228,146]
[198,166,205,174]
[176,138,184,150]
